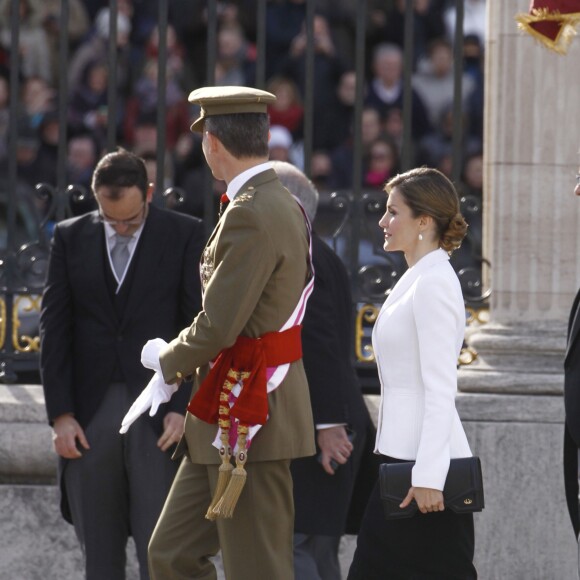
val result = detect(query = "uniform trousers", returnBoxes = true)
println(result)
[148,454,295,580]
[347,456,477,580]
[63,382,178,580]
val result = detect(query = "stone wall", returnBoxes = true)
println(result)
[367,368,578,580]
[458,393,576,579]
[0,384,357,579]
[0,384,138,580]
[2,377,577,579]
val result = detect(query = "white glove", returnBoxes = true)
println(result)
[119,373,178,434]
[119,338,178,434]
[141,338,168,371]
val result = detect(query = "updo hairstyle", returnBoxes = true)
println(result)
[384,167,467,252]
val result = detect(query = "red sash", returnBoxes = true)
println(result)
[187,325,303,426]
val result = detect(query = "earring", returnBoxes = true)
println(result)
[418,233,423,241]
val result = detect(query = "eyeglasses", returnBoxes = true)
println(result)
[98,203,147,226]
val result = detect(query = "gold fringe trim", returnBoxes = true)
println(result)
[211,426,249,519]
[515,9,580,54]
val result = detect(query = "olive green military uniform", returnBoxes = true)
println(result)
[148,168,315,580]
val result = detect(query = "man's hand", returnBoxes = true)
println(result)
[400,486,445,514]
[52,414,90,459]
[157,412,185,451]
[316,426,354,475]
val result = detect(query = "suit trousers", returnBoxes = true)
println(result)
[148,454,295,580]
[293,533,341,580]
[347,457,477,580]
[63,383,178,580]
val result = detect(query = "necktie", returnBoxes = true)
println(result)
[111,234,131,279]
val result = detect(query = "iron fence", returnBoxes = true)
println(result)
[0,0,488,389]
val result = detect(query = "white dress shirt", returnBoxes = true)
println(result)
[224,161,273,201]
[103,221,145,292]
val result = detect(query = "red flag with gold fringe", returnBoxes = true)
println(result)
[516,0,580,54]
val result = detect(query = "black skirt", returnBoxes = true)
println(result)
[347,456,477,580]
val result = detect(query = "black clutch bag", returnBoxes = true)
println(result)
[379,456,484,520]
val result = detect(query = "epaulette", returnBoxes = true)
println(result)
[232,186,256,205]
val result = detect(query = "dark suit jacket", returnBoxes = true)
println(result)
[564,287,580,537]
[40,204,205,432]
[40,204,205,520]
[291,233,374,536]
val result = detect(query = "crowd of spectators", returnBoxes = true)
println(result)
[0,0,486,224]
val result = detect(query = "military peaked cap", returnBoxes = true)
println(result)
[188,86,277,132]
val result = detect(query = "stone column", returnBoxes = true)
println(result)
[458,1,580,577]
[485,3,580,323]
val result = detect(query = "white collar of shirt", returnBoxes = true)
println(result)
[103,220,146,291]
[372,78,402,104]
[225,161,273,202]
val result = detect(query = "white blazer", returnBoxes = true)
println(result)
[373,248,472,490]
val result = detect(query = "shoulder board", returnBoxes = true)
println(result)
[232,186,256,205]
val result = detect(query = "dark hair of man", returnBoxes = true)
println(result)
[91,148,149,200]
[204,113,269,159]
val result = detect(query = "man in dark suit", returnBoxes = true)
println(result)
[273,161,374,580]
[564,170,580,538]
[40,149,205,579]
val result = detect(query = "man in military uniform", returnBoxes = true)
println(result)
[122,86,315,580]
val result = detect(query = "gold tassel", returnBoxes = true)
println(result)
[205,426,233,520]
[211,425,249,519]
[205,370,238,520]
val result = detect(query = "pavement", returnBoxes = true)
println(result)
[122,535,357,579]
[171,536,356,579]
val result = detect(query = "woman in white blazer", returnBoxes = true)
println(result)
[348,167,477,579]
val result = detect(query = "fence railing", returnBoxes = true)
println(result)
[0,0,488,389]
